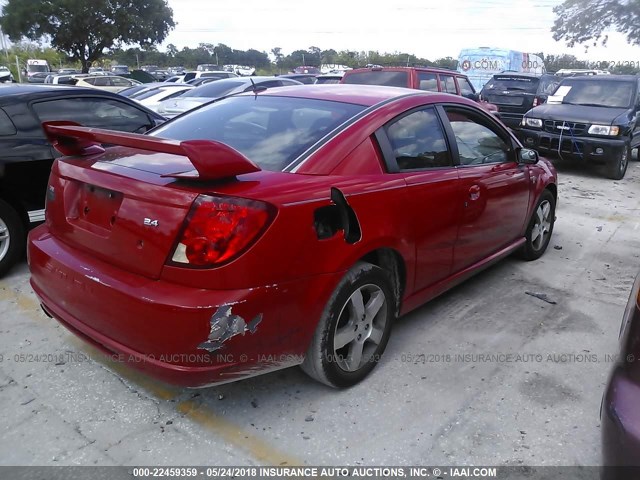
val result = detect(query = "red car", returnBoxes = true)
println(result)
[28,85,557,388]
[602,273,640,477]
[341,66,500,116]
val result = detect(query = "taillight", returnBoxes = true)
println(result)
[170,195,275,268]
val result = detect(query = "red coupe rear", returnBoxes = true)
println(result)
[28,85,557,388]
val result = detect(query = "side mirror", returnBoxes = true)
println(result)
[464,92,479,102]
[517,148,539,164]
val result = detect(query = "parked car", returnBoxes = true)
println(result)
[29,85,557,388]
[293,66,321,74]
[74,75,141,93]
[278,74,317,84]
[88,67,105,75]
[43,74,89,85]
[480,73,560,129]
[601,273,640,477]
[181,70,238,83]
[58,68,80,75]
[341,66,499,115]
[185,77,220,87]
[117,82,170,98]
[156,76,303,117]
[315,72,345,84]
[131,84,194,112]
[520,75,640,180]
[110,65,130,75]
[0,84,165,276]
[26,72,50,84]
[0,66,14,83]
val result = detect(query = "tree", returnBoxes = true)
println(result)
[0,0,175,72]
[551,0,640,48]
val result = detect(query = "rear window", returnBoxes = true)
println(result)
[150,96,366,171]
[483,76,540,93]
[343,71,409,88]
[181,80,246,98]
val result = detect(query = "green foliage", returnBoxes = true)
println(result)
[0,0,175,72]
[552,0,640,47]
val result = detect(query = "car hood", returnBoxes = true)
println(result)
[528,103,629,125]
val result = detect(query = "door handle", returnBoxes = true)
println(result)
[468,184,481,200]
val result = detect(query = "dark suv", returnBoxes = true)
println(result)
[520,75,640,180]
[341,66,499,115]
[0,85,165,276]
[480,73,560,129]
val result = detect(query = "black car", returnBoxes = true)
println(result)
[0,85,166,276]
[520,75,640,180]
[480,73,560,129]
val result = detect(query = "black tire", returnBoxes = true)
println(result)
[632,147,638,162]
[0,199,26,277]
[606,143,630,180]
[301,261,396,388]
[519,189,556,261]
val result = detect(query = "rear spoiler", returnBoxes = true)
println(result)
[42,121,261,181]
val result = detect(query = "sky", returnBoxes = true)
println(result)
[163,0,640,63]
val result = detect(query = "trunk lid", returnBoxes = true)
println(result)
[46,150,201,280]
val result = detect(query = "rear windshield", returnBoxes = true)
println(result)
[482,76,540,93]
[181,80,246,98]
[554,79,635,108]
[343,71,409,87]
[150,95,366,171]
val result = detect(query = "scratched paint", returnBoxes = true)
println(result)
[198,305,262,352]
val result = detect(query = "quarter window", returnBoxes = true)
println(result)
[457,77,475,96]
[385,108,451,170]
[0,108,16,136]
[444,108,510,166]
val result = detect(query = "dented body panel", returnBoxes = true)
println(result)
[28,85,557,386]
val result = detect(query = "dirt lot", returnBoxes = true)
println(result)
[1,160,639,467]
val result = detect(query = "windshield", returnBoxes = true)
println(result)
[554,79,635,108]
[482,76,539,93]
[343,71,409,87]
[150,95,366,171]
[28,65,49,73]
[180,80,246,98]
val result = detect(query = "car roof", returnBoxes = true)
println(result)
[347,66,464,76]
[0,84,147,104]
[254,84,461,107]
[560,74,637,82]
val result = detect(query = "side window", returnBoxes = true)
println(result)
[32,97,153,133]
[440,75,457,94]
[82,77,96,85]
[457,77,475,96]
[384,108,451,170]
[0,108,17,136]
[111,77,131,87]
[417,73,438,92]
[94,77,110,87]
[444,107,510,166]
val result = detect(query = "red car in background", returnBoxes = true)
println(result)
[341,66,500,116]
[28,85,557,388]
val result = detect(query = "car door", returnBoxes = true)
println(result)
[375,106,460,292]
[437,104,530,272]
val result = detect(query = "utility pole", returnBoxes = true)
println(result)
[15,55,21,82]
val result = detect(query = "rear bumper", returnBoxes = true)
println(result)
[601,367,640,469]
[28,225,341,387]
[520,129,626,162]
